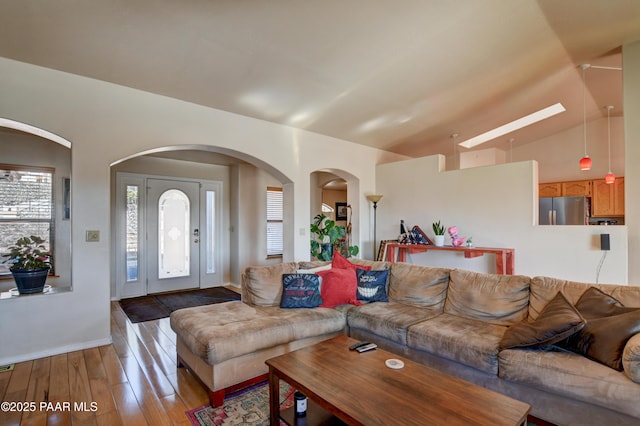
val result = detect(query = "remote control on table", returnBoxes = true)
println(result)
[349,341,371,351]
[356,343,377,353]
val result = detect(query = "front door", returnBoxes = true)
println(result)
[146,178,200,294]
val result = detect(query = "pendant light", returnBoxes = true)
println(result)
[605,105,615,184]
[579,64,592,170]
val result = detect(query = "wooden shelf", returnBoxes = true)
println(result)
[280,400,347,426]
[384,243,515,275]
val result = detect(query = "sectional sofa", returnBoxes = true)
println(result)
[169,257,640,425]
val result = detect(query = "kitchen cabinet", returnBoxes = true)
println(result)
[539,182,562,197]
[562,180,592,197]
[592,177,625,217]
[539,180,591,197]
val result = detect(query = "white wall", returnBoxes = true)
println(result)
[0,57,405,364]
[376,155,628,284]
[623,41,640,285]
[514,116,625,183]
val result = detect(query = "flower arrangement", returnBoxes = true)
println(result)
[4,236,52,270]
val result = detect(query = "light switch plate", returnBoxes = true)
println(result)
[86,230,100,242]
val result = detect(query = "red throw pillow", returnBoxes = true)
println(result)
[332,251,371,272]
[317,268,362,308]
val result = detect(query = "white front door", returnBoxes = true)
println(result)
[115,173,223,298]
[146,179,200,294]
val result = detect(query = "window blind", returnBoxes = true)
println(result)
[266,187,283,256]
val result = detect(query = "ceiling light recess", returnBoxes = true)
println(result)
[457,103,566,149]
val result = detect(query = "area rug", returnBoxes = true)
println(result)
[186,380,553,426]
[186,380,294,426]
[119,287,240,323]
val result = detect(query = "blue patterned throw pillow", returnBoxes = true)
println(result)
[280,274,323,308]
[356,268,389,303]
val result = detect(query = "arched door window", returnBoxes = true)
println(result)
[158,189,190,278]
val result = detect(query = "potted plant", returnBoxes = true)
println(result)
[310,214,359,261]
[432,221,446,247]
[4,236,52,294]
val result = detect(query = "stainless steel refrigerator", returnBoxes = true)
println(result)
[539,196,589,225]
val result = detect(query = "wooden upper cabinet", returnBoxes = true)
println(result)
[562,180,592,197]
[539,182,562,197]
[592,177,625,217]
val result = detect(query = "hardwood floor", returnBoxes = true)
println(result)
[0,301,210,425]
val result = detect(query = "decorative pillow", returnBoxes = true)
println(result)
[499,291,585,350]
[280,274,322,308]
[562,310,640,371]
[332,251,371,272]
[356,268,389,303]
[623,333,640,383]
[573,287,633,319]
[558,287,640,371]
[317,268,362,308]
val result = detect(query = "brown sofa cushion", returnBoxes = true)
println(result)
[500,291,585,350]
[388,263,449,309]
[242,262,298,306]
[444,269,530,325]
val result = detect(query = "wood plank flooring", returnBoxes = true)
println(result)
[0,301,210,425]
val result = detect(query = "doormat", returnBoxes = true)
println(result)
[119,287,240,323]
[186,380,294,426]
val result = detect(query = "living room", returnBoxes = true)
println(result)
[1,2,640,424]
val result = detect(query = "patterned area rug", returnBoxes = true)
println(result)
[186,380,553,426]
[186,381,294,426]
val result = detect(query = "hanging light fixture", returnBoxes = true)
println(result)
[579,64,592,171]
[605,105,615,184]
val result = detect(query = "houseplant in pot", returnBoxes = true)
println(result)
[4,235,52,294]
[432,221,446,246]
[310,214,359,261]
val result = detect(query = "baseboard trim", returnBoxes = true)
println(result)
[0,336,113,366]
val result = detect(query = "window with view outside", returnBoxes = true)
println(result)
[0,166,54,273]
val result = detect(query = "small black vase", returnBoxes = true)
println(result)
[10,267,50,294]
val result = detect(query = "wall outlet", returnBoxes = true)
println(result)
[86,230,100,242]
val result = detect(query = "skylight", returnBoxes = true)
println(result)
[457,103,566,149]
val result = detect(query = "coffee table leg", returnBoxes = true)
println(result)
[268,367,280,425]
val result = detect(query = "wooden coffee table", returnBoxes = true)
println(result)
[266,335,530,426]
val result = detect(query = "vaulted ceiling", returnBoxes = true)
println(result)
[1,0,639,158]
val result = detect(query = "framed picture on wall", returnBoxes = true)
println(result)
[335,202,348,221]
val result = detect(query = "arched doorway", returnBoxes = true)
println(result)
[310,169,361,260]
[111,145,294,298]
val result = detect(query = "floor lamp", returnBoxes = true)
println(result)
[366,195,383,259]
